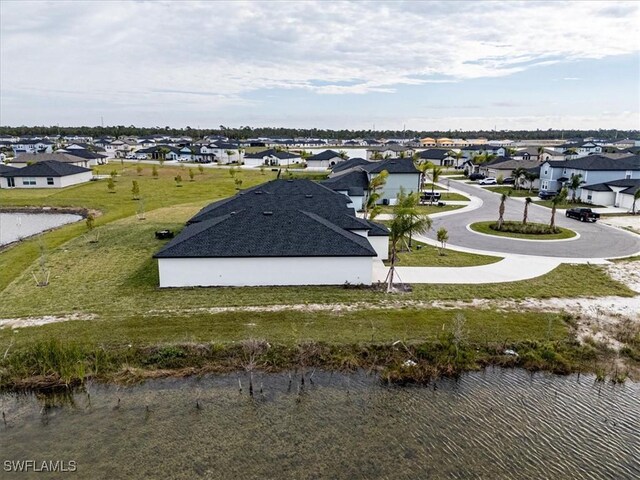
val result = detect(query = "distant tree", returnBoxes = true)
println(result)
[174,174,182,187]
[152,165,158,179]
[568,173,583,203]
[235,177,243,189]
[416,160,433,190]
[225,150,235,163]
[188,168,195,181]
[86,213,95,231]
[338,150,348,159]
[198,164,204,174]
[436,227,449,256]
[522,197,532,225]
[430,165,443,203]
[107,177,115,193]
[364,170,389,220]
[157,146,170,165]
[131,180,140,199]
[633,189,640,215]
[136,164,143,176]
[110,169,118,179]
[451,150,464,168]
[497,193,508,229]
[550,188,568,229]
[259,164,266,175]
[523,170,539,192]
[512,167,527,190]
[371,151,383,160]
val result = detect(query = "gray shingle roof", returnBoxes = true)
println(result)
[307,150,342,161]
[582,178,640,194]
[545,155,640,171]
[1,160,91,177]
[322,170,369,192]
[364,158,420,174]
[417,149,452,160]
[154,209,376,258]
[0,164,17,174]
[331,157,370,173]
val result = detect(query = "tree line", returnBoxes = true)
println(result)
[0,125,637,142]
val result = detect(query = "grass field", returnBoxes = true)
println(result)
[378,204,464,215]
[534,200,602,209]
[469,221,577,240]
[386,241,501,267]
[485,186,538,198]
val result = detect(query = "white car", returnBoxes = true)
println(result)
[478,177,497,185]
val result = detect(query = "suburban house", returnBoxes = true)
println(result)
[0,160,93,189]
[9,152,94,169]
[579,179,640,210]
[478,158,540,180]
[306,150,344,168]
[419,137,437,147]
[366,145,415,160]
[329,157,371,175]
[538,154,640,195]
[56,147,109,166]
[11,139,55,155]
[460,145,507,160]
[243,149,302,168]
[153,179,389,287]
[321,170,369,211]
[417,148,458,167]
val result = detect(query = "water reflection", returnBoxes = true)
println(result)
[1,369,638,479]
[0,212,82,245]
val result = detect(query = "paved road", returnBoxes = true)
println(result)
[420,180,640,259]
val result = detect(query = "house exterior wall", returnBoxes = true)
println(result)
[157,256,373,287]
[580,189,615,206]
[0,171,92,189]
[367,236,389,260]
[307,157,341,169]
[619,192,637,211]
[377,173,420,203]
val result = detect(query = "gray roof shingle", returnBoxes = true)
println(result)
[1,160,91,177]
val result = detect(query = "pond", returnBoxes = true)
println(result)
[0,212,83,246]
[1,369,638,479]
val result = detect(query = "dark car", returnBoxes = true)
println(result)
[566,208,600,222]
[502,177,515,184]
[538,191,557,200]
[468,173,486,181]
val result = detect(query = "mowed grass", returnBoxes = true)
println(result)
[378,204,464,215]
[387,241,502,267]
[0,202,632,320]
[470,221,577,240]
[485,186,538,198]
[534,200,602,209]
[0,308,568,349]
[0,164,278,292]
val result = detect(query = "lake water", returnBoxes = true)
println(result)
[0,212,83,246]
[1,369,638,479]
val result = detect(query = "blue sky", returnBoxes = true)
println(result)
[1,1,638,130]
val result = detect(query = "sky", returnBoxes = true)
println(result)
[1,0,639,131]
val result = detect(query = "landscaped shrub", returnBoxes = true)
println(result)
[490,221,559,235]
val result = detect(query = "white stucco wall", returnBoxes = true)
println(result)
[619,192,638,211]
[0,171,91,189]
[367,236,389,260]
[157,256,373,287]
[580,189,615,206]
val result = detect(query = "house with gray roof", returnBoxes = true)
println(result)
[539,154,640,196]
[243,149,301,168]
[153,179,389,287]
[0,160,93,189]
[306,150,344,169]
[579,178,640,210]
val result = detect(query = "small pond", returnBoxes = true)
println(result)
[0,212,83,246]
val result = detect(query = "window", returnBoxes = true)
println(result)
[544,169,548,175]
[626,172,632,180]
[22,177,36,186]
[587,194,592,201]
[7,177,15,187]
[563,168,567,175]
[47,177,54,185]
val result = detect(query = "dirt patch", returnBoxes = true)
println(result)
[601,215,640,235]
[0,313,97,329]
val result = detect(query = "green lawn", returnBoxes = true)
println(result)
[378,204,464,215]
[485,186,538,198]
[469,221,577,240]
[534,200,602,209]
[386,241,502,267]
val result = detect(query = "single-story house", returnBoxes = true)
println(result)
[8,152,93,169]
[321,170,369,211]
[329,157,370,176]
[153,179,389,287]
[416,149,458,167]
[243,149,302,168]
[364,158,420,204]
[579,179,640,210]
[366,145,415,160]
[306,150,344,169]
[0,160,93,189]
[56,147,109,166]
[478,158,540,182]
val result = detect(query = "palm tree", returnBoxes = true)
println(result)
[512,167,527,190]
[430,165,443,203]
[537,146,545,161]
[371,151,383,160]
[632,189,640,215]
[497,193,508,230]
[522,197,532,225]
[416,160,433,190]
[523,170,539,192]
[550,188,568,230]
[451,150,464,168]
[387,188,432,292]
[363,170,389,220]
[338,150,348,160]
[568,173,583,203]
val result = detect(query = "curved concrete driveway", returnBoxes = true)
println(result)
[422,180,640,259]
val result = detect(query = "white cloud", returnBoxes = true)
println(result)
[0,0,638,126]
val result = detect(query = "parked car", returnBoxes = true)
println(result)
[566,208,600,222]
[468,173,485,181]
[420,191,441,203]
[478,177,497,185]
[538,191,557,200]
[502,177,515,185]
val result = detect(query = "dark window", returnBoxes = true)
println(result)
[47,177,54,185]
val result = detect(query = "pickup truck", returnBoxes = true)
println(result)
[565,208,600,222]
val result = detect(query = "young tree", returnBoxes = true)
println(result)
[131,180,140,199]
[86,213,95,232]
[416,160,433,191]
[107,177,115,193]
[225,150,235,163]
[198,164,204,175]
[436,227,449,256]
[259,164,266,175]
[523,170,539,192]
[110,169,118,179]
[188,168,195,181]
[497,193,508,229]
[522,197,532,225]
[174,174,182,187]
[157,146,170,166]
[363,170,389,220]
[152,165,158,179]
[136,164,143,176]
[550,188,568,230]
[235,177,243,189]
[387,188,432,292]
[568,173,583,203]
[512,167,527,190]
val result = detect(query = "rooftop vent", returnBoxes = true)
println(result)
[305,194,313,198]
[263,211,273,216]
